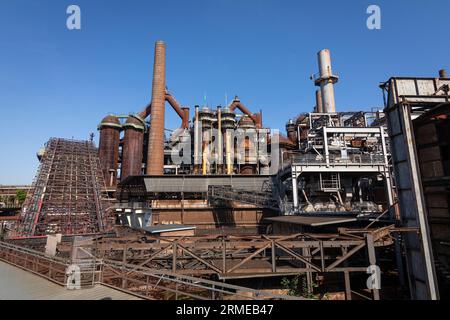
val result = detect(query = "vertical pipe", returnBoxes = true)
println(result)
[323,126,330,167]
[194,106,200,174]
[217,107,223,173]
[315,90,323,113]
[292,171,299,214]
[225,130,232,175]
[202,130,209,175]
[146,41,166,175]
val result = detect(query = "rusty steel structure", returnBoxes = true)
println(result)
[98,115,121,187]
[121,115,145,179]
[14,138,111,237]
[0,241,300,300]
[96,41,269,185]
[31,224,408,300]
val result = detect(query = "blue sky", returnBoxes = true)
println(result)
[0,0,448,184]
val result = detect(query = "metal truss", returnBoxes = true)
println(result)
[15,138,111,237]
[0,241,300,300]
[48,225,412,300]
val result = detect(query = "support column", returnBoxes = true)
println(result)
[344,271,352,300]
[366,234,380,300]
[323,127,330,167]
[292,170,299,214]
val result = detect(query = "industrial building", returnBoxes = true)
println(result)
[0,41,449,301]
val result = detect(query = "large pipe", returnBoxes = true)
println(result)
[225,130,233,175]
[140,93,189,129]
[194,105,200,174]
[165,92,186,126]
[181,107,190,129]
[229,96,261,127]
[315,49,338,113]
[202,130,210,175]
[217,106,223,173]
[146,41,166,175]
[315,90,323,113]
[138,102,152,119]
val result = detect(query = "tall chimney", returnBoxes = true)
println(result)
[315,90,323,113]
[439,69,448,78]
[314,49,338,113]
[146,41,166,175]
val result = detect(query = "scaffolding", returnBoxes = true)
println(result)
[15,138,111,237]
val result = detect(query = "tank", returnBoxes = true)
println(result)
[121,115,145,180]
[98,115,121,187]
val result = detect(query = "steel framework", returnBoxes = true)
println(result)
[15,138,111,237]
[47,225,411,300]
[0,241,300,300]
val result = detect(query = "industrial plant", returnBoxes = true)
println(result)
[1,40,449,301]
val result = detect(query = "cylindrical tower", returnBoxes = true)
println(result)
[199,106,214,175]
[98,115,121,187]
[314,49,338,113]
[238,115,257,175]
[121,115,145,180]
[216,106,223,173]
[222,107,236,175]
[193,105,201,174]
[146,40,166,175]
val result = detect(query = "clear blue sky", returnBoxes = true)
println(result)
[0,0,448,184]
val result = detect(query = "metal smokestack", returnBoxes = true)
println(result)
[146,41,166,175]
[314,49,338,113]
[315,90,323,113]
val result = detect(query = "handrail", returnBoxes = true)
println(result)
[0,241,300,300]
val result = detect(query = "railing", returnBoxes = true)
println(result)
[0,241,299,300]
[0,241,70,286]
[311,71,339,83]
[290,154,385,166]
[101,259,303,300]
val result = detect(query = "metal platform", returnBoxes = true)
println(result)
[266,215,357,227]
